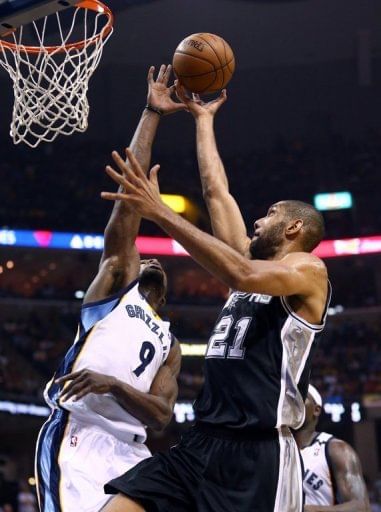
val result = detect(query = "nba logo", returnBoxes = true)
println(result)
[70,435,78,447]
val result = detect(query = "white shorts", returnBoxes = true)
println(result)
[36,411,151,512]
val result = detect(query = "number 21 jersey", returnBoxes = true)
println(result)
[195,287,331,431]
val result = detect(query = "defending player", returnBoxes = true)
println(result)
[294,385,370,512]
[34,65,184,512]
[99,92,331,511]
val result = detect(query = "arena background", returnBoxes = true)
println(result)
[1,0,381,509]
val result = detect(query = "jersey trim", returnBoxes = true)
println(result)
[274,429,303,512]
[280,280,332,332]
[295,330,314,384]
[46,324,97,406]
[35,409,70,512]
[276,318,289,428]
[81,278,139,309]
[325,435,338,505]
[307,432,321,448]
[280,297,324,332]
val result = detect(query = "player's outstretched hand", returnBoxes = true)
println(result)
[101,148,166,222]
[175,80,227,119]
[304,506,321,512]
[147,64,186,115]
[56,369,115,402]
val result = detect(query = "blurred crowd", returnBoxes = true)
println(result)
[1,130,381,239]
[0,478,37,512]
[312,320,381,401]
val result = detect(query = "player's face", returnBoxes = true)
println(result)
[299,393,321,429]
[249,203,287,260]
[139,259,168,306]
[304,394,316,425]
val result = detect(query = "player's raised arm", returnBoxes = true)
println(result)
[305,440,370,512]
[102,151,328,321]
[84,65,185,304]
[176,82,251,256]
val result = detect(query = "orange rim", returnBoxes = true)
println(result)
[0,0,113,54]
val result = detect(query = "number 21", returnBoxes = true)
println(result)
[205,316,252,359]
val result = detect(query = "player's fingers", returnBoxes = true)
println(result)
[105,165,127,187]
[173,103,187,112]
[168,87,187,110]
[219,89,227,102]
[101,191,132,202]
[174,80,189,102]
[125,148,146,179]
[60,373,87,392]
[111,150,131,175]
[168,84,177,95]
[210,89,227,106]
[162,64,172,85]
[106,163,136,187]
[60,382,86,401]
[74,386,94,401]
[55,370,84,384]
[156,64,166,82]
[149,164,160,187]
[106,169,140,196]
[147,65,154,83]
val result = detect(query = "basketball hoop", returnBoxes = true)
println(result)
[0,0,113,148]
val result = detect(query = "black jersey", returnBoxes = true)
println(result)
[195,286,331,431]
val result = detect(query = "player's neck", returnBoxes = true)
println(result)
[294,426,318,450]
[139,285,159,311]
[270,245,297,261]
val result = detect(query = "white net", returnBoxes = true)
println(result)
[0,2,113,148]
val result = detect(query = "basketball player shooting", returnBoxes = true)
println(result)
[294,385,370,512]
[100,90,331,511]
[34,65,185,512]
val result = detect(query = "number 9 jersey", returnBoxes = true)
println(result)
[44,279,173,443]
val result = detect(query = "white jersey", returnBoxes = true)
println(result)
[301,432,336,506]
[43,280,173,443]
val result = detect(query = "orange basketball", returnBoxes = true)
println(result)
[172,33,235,94]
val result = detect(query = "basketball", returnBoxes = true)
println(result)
[172,33,235,94]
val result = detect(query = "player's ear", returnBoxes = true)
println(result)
[285,219,303,235]
[314,404,322,419]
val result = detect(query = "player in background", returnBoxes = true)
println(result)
[99,90,331,511]
[294,385,370,512]
[34,65,184,512]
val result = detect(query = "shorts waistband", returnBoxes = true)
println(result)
[193,422,279,441]
[59,411,146,444]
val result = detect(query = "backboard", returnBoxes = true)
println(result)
[0,0,78,36]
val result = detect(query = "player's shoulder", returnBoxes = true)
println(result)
[327,437,361,467]
[328,437,354,452]
[281,252,327,279]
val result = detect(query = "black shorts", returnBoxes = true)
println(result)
[105,424,292,512]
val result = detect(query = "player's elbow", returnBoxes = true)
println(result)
[148,403,173,431]
[202,180,227,202]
